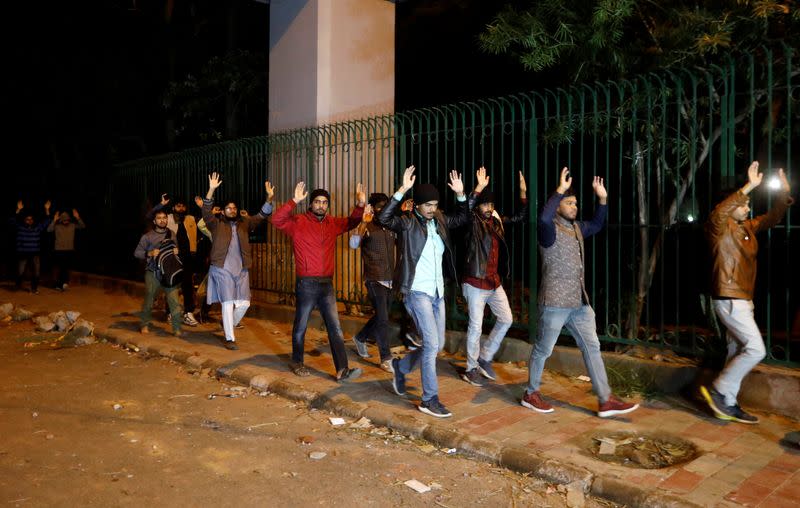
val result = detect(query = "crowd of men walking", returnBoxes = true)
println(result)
[10,161,792,425]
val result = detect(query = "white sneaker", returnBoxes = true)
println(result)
[183,312,199,327]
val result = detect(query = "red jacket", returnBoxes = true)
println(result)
[271,200,363,277]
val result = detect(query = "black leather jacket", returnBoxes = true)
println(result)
[464,197,528,280]
[376,194,472,295]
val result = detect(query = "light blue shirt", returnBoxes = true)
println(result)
[395,191,465,298]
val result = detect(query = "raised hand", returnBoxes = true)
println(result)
[265,180,275,201]
[399,165,416,193]
[401,199,414,213]
[44,200,51,212]
[592,176,608,203]
[355,182,366,206]
[160,193,170,206]
[208,172,223,191]
[746,161,763,191]
[777,168,791,192]
[72,208,81,220]
[448,170,465,196]
[293,181,308,203]
[194,196,203,208]
[16,200,23,212]
[557,167,572,194]
[519,171,527,196]
[240,209,249,217]
[475,166,490,193]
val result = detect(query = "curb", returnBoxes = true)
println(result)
[96,327,700,508]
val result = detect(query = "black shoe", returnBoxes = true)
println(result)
[460,368,485,387]
[391,358,406,395]
[418,396,452,418]
[700,386,758,424]
[728,405,759,424]
[337,367,362,382]
[477,358,497,381]
[405,332,422,348]
[224,340,238,350]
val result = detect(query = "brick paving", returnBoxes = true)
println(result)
[4,282,799,507]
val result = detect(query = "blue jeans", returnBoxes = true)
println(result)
[396,290,446,402]
[526,305,611,402]
[462,283,514,371]
[291,277,349,372]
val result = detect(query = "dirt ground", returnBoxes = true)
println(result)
[0,318,618,508]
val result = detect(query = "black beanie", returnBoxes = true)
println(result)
[413,184,439,204]
[475,190,495,206]
[368,192,389,206]
[309,189,330,203]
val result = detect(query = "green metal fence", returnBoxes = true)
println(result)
[112,49,798,367]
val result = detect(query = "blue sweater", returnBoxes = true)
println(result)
[11,217,50,254]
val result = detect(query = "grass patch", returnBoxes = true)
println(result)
[605,361,660,399]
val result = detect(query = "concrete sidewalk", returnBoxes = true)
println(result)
[3,279,799,508]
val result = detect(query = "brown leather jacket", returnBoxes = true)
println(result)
[706,190,792,299]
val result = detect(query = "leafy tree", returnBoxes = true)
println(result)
[481,1,800,341]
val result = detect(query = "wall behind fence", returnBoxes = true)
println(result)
[112,50,798,367]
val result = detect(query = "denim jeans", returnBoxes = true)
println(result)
[527,305,611,402]
[16,254,41,291]
[291,277,349,372]
[395,290,446,402]
[141,270,183,332]
[712,299,766,406]
[462,283,514,371]
[355,281,393,361]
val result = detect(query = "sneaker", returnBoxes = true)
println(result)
[380,359,394,373]
[290,362,310,377]
[598,395,639,418]
[336,367,362,382]
[224,340,239,351]
[461,368,485,387]
[183,312,199,327]
[477,358,497,381]
[405,332,422,348]
[235,322,244,329]
[54,286,64,292]
[352,336,371,358]
[31,289,39,295]
[140,325,150,334]
[418,396,452,418]
[62,283,69,290]
[700,386,758,424]
[521,391,554,413]
[728,405,759,424]
[391,358,406,395]
[173,329,183,338]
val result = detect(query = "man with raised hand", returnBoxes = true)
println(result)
[377,166,471,418]
[460,167,528,387]
[522,167,639,418]
[701,161,793,424]
[202,172,273,350]
[271,180,365,382]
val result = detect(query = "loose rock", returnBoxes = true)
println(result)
[0,302,13,319]
[33,316,56,332]
[11,307,34,321]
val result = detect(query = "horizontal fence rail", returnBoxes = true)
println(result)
[112,49,798,367]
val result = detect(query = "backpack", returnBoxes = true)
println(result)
[155,230,184,287]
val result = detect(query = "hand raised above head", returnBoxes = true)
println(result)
[293,181,308,203]
[592,176,607,201]
[556,167,572,194]
[208,172,223,190]
[447,169,464,195]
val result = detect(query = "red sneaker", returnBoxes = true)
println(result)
[598,395,639,418]
[520,391,554,413]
